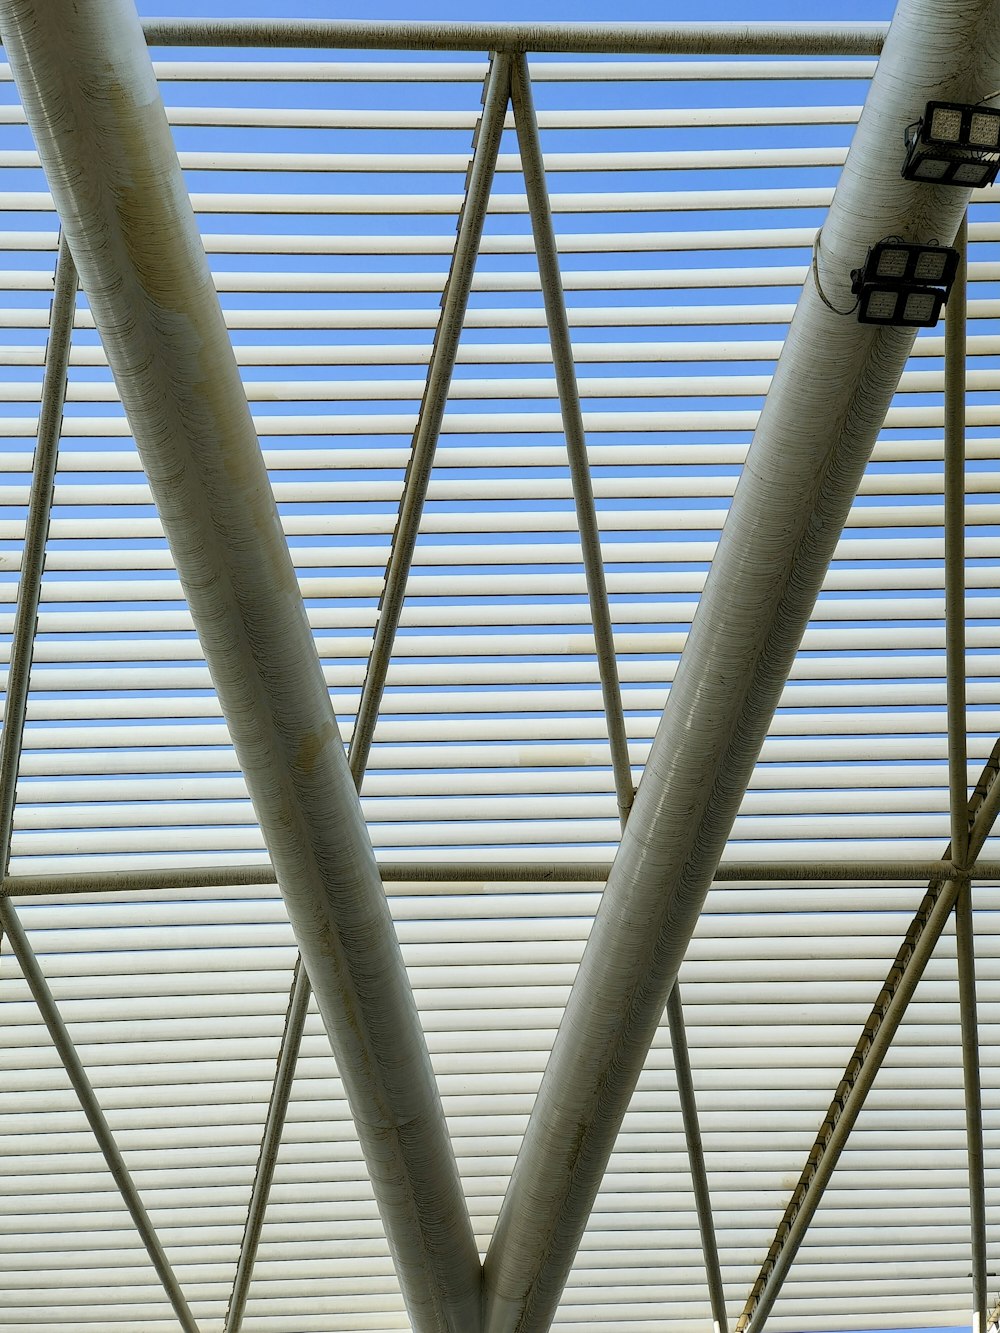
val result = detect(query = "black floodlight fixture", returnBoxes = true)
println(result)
[850,239,959,328]
[902,100,1000,187]
[855,283,945,327]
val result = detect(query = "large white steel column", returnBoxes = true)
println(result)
[482,1,1000,1329]
[0,3,481,1330]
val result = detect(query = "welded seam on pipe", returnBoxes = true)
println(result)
[222,58,511,1331]
[0,237,202,1333]
[737,736,1000,1333]
[510,53,726,1328]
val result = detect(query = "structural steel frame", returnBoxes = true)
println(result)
[0,7,995,1333]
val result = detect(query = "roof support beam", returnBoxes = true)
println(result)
[0,236,202,1333]
[0,4,481,1329]
[512,51,727,1332]
[5,858,1000,898]
[138,19,887,56]
[482,2,1000,1328]
[736,736,1000,1333]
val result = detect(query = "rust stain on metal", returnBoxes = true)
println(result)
[295,723,334,777]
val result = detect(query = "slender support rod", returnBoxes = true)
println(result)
[945,213,969,871]
[4,858,998,899]
[224,956,310,1333]
[943,212,986,1333]
[350,53,511,777]
[738,737,1000,1333]
[511,53,634,826]
[0,4,481,1328]
[223,58,511,1331]
[482,1,1000,1326]
[0,237,202,1333]
[957,876,988,1333]
[666,983,730,1333]
[0,904,203,1332]
[511,55,726,1326]
[0,235,74,871]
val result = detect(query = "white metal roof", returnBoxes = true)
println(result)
[2,10,1000,1333]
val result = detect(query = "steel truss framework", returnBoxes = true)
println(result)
[1,5,1000,1333]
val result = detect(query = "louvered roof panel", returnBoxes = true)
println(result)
[2,17,999,1333]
